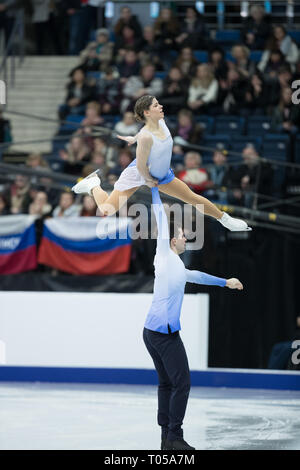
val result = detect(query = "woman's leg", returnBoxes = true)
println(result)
[91,186,138,216]
[158,177,223,219]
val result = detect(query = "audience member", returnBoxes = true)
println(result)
[121,64,163,113]
[187,64,218,112]
[177,151,210,194]
[242,4,272,50]
[59,67,97,119]
[160,66,188,114]
[28,191,52,217]
[52,191,80,217]
[114,111,140,136]
[175,6,208,50]
[80,195,97,216]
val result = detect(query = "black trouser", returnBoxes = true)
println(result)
[143,326,190,441]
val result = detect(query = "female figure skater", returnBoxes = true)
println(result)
[72,95,251,232]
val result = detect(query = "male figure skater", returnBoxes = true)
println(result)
[144,187,243,450]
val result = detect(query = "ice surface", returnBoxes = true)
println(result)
[0,382,300,450]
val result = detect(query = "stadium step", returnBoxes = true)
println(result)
[3,56,80,153]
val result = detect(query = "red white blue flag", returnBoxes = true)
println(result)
[0,215,37,274]
[38,217,132,275]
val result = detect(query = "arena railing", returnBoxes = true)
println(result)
[0,10,25,89]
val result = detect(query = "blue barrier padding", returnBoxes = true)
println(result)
[0,366,299,390]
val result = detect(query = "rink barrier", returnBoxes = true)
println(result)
[0,366,299,391]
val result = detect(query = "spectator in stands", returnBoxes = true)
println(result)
[80,194,97,217]
[32,0,62,55]
[61,0,87,55]
[271,87,300,134]
[159,67,188,114]
[230,44,256,79]
[53,191,80,217]
[225,144,273,207]
[8,174,31,214]
[273,25,299,70]
[153,7,180,68]
[117,49,141,84]
[217,67,248,114]
[114,5,142,40]
[244,70,270,114]
[80,28,113,72]
[90,150,109,178]
[28,191,52,218]
[174,46,198,77]
[177,151,210,195]
[121,64,163,113]
[187,64,218,112]
[172,109,203,145]
[0,192,9,215]
[26,153,49,171]
[138,25,163,70]
[153,7,180,45]
[259,49,289,80]
[114,111,140,137]
[80,43,101,72]
[59,135,91,175]
[96,66,122,115]
[59,67,97,120]
[208,46,228,80]
[93,136,118,169]
[205,149,228,203]
[175,6,208,50]
[241,4,272,50]
[81,101,104,128]
[114,26,142,60]
[258,28,299,74]
[26,153,50,185]
[114,148,134,176]
[0,111,12,143]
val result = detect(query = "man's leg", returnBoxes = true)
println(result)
[143,328,172,444]
[160,332,191,442]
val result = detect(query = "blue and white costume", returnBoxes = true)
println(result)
[144,187,227,334]
[114,119,175,191]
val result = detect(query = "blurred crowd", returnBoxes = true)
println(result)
[1,3,300,219]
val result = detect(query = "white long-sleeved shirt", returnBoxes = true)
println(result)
[144,187,226,333]
[188,79,218,105]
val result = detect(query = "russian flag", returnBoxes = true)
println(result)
[0,215,37,274]
[38,217,132,275]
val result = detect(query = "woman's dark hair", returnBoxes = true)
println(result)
[69,66,86,80]
[134,95,155,122]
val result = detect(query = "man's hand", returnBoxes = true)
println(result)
[226,278,243,290]
[145,178,158,188]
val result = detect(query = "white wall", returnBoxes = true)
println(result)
[0,292,209,370]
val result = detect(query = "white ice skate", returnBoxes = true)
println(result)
[72,169,101,196]
[219,212,252,232]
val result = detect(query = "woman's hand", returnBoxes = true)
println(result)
[145,178,159,188]
[226,278,243,290]
[116,135,136,146]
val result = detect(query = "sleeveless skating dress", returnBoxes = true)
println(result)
[114,119,175,191]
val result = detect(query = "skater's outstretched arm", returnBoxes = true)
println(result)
[185,269,243,289]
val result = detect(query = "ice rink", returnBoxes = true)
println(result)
[1,382,300,450]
